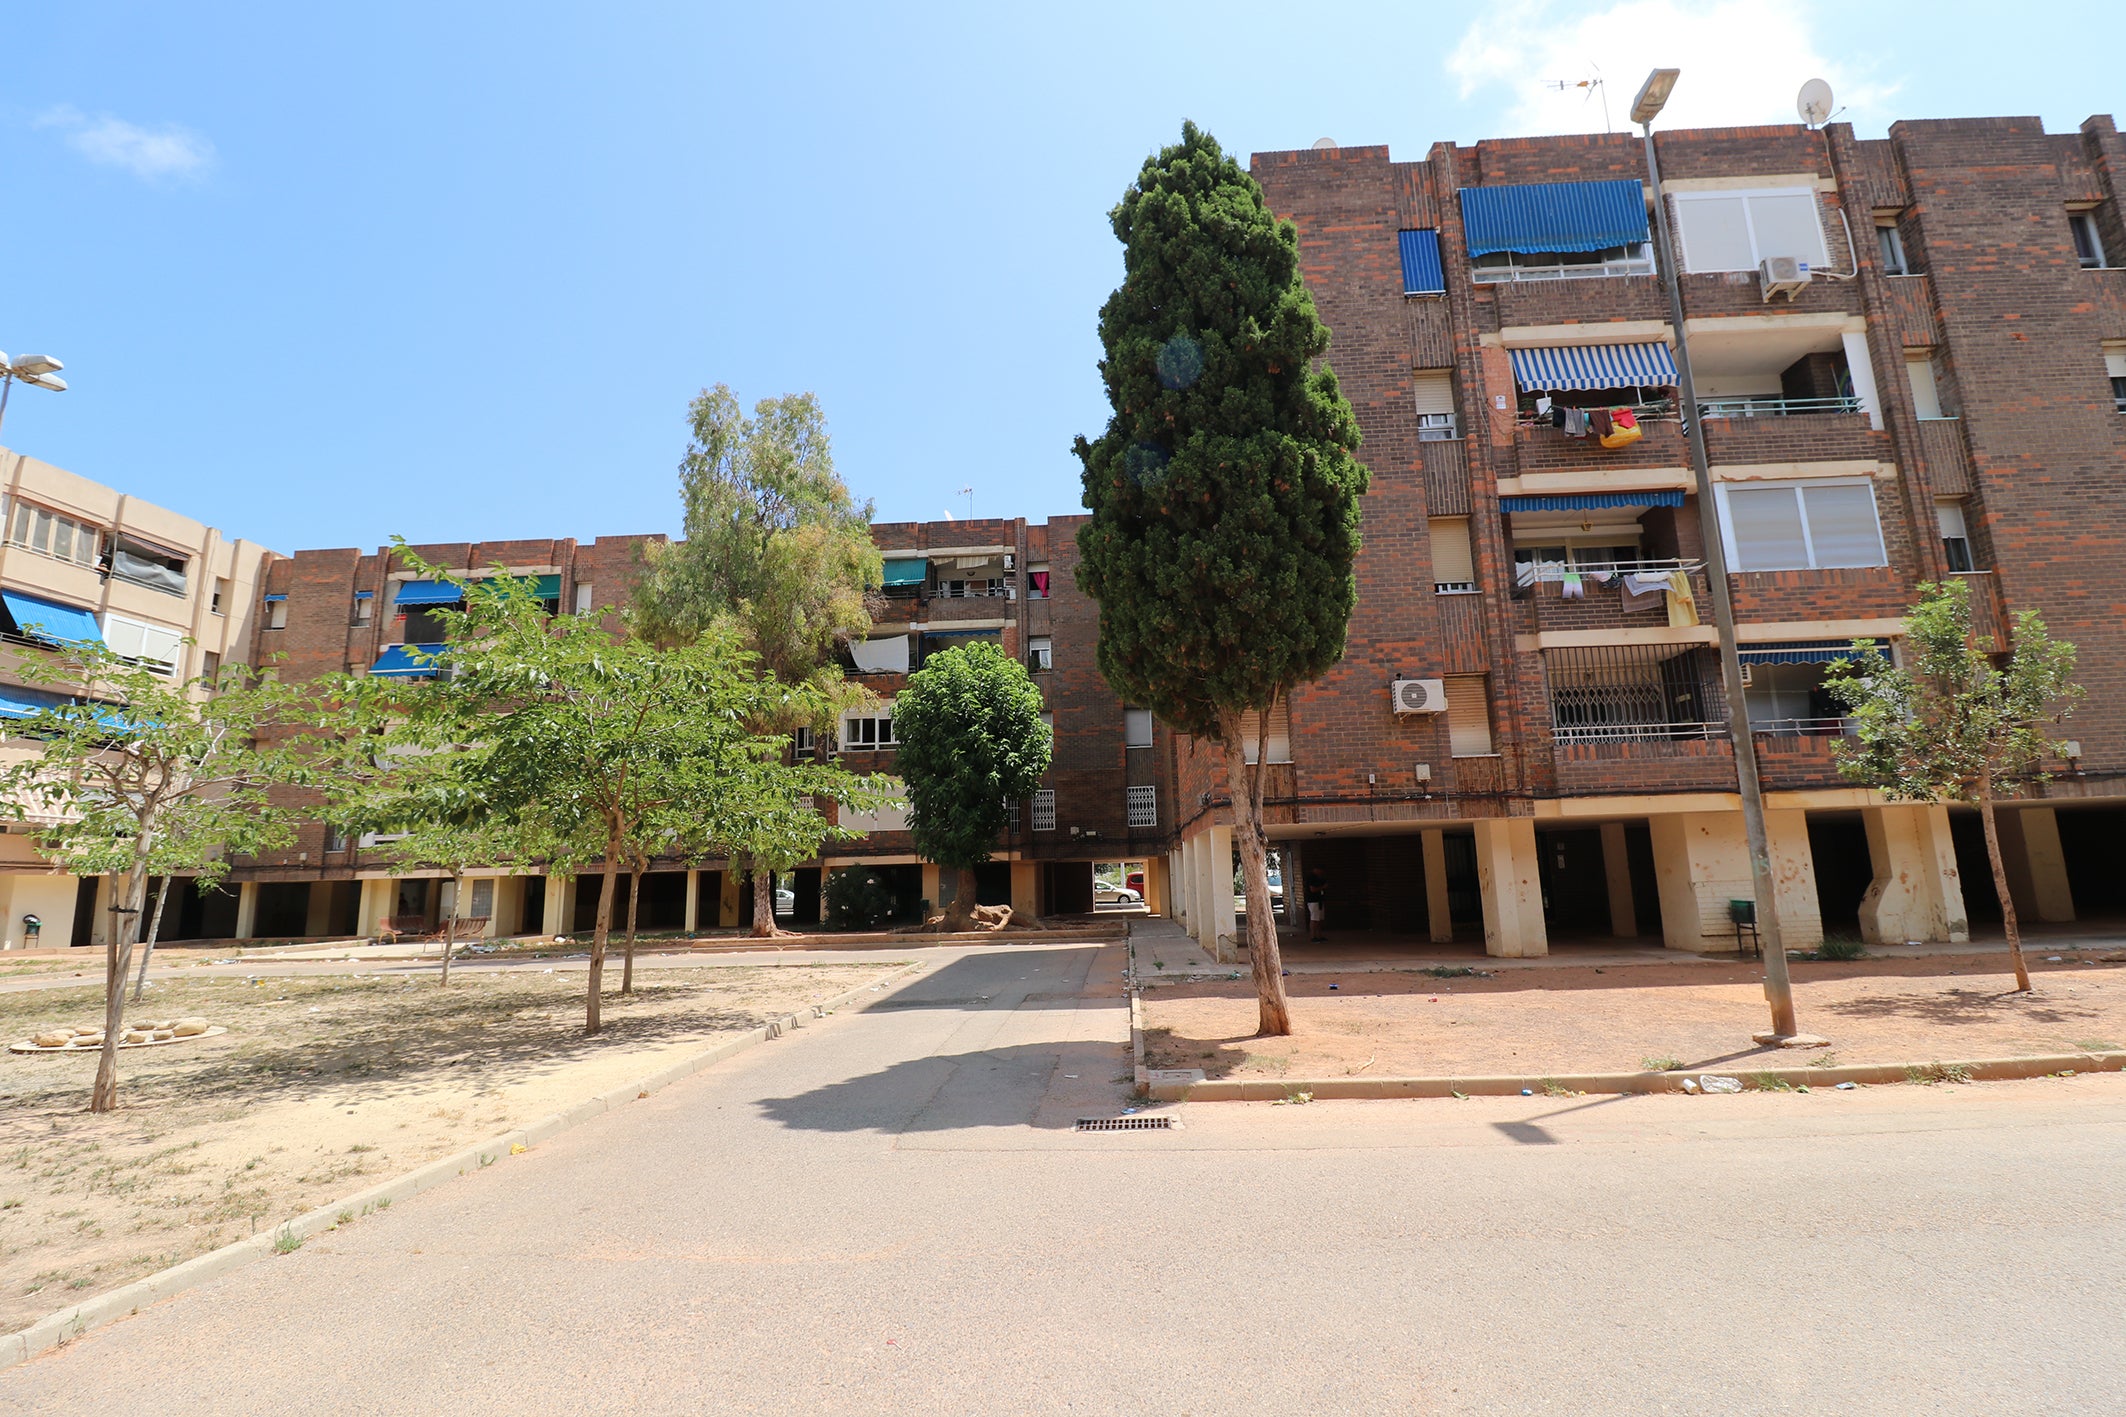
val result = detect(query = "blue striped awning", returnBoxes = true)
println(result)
[1738,639,1888,666]
[0,686,74,720]
[1509,342,1677,391]
[392,580,464,607]
[1399,229,1444,294]
[1501,491,1685,512]
[1459,179,1649,257]
[1,590,104,647]
[370,643,446,677]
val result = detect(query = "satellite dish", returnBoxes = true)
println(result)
[1797,78,1834,128]
[1312,137,1336,150]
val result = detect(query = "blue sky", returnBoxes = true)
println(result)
[6,1,2119,553]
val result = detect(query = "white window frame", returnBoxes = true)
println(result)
[1715,478,1888,573]
[2070,210,2109,270]
[840,709,897,750]
[1028,636,1053,672]
[1127,785,1158,828]
[1032,789,1057,832]
[572,583,594,614]
[267,600,289,631]
[1673,187,1829,274]
[102,612,185,676]
[7,501,102,569]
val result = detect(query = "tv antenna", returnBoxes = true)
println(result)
[1797,77,1835,129]
[955,485,974,520]
[1545,66,1610,132]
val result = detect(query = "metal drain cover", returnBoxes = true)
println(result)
[1075,1115,1176,1131]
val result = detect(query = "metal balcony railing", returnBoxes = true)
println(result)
[1750,716,1856,739]
[1552,720,1729,744]
[1515,556,1702,587]
[1695,394,1863,420]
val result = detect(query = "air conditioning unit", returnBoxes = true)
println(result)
[1391,678,1446,715]
[1003,552,1016,570]
[1760,255,1812,303]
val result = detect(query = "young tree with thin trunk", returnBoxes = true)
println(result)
[633,384,883,936]
[889,641,1051,930]
[0,650,305,1111]
[1073,122,1368,1035]
[1823,579,2082,993]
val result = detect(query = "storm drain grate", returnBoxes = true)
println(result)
[1075,1115,1176,1131]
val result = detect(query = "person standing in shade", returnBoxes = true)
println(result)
[1304,868,1328,943]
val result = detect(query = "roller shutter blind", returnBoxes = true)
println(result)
[1411,371,1456,415]
[1429,517,1475,589]
[1445,676,1493,756]
[1235,702,1292,764]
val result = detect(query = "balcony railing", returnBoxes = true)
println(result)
[1695,394,1863,420]
[1516,398,1676,431]
[1750,717,1855,739]
[1552,720,1727,744]
[1473,254,1656,284]
[1515,556,1700,587]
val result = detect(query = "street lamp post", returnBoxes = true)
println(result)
[0,351,68,437]
[1632,69,1804,1041]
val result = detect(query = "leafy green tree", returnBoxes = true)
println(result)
[699,742,895,935]
[1072,121,1368,1034]
[0,650,307,1111]
[1823,580,2083,992]
[890,641,1051,929]
[632,384,883,935]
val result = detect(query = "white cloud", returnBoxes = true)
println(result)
[1446,1,1898,138]
[36,104,216,182]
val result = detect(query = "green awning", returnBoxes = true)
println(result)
[882,558,928,587]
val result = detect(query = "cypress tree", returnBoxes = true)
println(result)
[1073,122,1367,1035]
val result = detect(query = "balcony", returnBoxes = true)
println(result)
[1751,727,1855,791]
[1521,561,1708,636]
[1513,406,1691,476]
[1551,735,1738,795]
[1699,401,1886,467]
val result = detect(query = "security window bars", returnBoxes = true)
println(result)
[1032,789,1056,832]
[1544,644,1728,743]
[1127,785,1158,828]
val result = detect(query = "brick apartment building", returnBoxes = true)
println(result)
[1165,112,2126,961]
[19,110,2126,960]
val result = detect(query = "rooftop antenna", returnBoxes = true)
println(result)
[1797,77,1835,129]
[1546,65,1610,132]
[955,485,974,521]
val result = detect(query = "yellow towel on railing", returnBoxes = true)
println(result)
[1665,570,1700,628]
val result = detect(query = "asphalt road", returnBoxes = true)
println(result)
[5,940,2123,1415]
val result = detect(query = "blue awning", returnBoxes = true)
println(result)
[1739,639,1888,666]
[1399,229,1444,294]
[354,590,374,600]
[1,590,105,647]
[1501,491,1684,512]
[370,644,446,677]
[262,593,287,603]
[0,686,73,720]
[1459,178,1649,257]
[882,558,928,587]
[1509,342,1677,391]
[392,580,464,607]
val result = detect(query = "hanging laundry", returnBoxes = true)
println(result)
[1588,567,1617,585]
[1599,406,1643,449]
[1560,570,1585,599]
[1588,408,1614,438]
[1515,561,1539,589]
[1551,405,1567,428]
[1664,569,1701,628]
[1563,407,1589,438]
[1621,569,1670,613]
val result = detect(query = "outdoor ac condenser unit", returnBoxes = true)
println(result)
[1391,678,1447,715]
[1760,255,1812,302]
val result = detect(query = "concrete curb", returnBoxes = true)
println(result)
[0,960,927,1372]
[1144,1049,2126,1102]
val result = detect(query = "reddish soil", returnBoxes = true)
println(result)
[1140,953,2126,1081]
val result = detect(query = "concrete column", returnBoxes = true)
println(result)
[1858,803,1969,945]
[1474,817,1546,957]
[1010,860,1039,919]
[1764,808,1824,951]
[1198,825,1238,960]
[1421,829,1454,944]
[1842,329,1884,431]
[1176,838,1195,928]
[357,878,394,938]
[1996,806,2075,923]
[233,881,259,941]
[1599,821,1637,939]
[1647,811,1756,952]
[683,869,700,932]
[540,873,569,937]
[921,863,943,914]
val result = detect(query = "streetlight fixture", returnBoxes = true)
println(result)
[1633,68,1807,1042]
[0,351,68,437]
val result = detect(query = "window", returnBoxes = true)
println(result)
[1673,188,1828,274]
[1125,707,1153,748]
[2107,349,2126,413]
[6,502,101,568]
[211,578,229,615]
[841,779,910,834]
[470,879,495,919]
[841,710,896,749]
[1905,352,1950,420]
[1545,645,1723,742]
[1471,243,1652,283]
[1026,563,1051,599]
[1412,372,1458,440]
[1032,789,1057,832]
[353,592,374,626]
[2070,210,2109,270]
[573,583,593,615]
[1235,702,1292,765]
[109,537,189,595]
[401,605,452,642]
[266,597,289,630]
[1399,229,1445,295]
[1444,675,1494,756]
[1127,785,1158,828]
[1876,220,1910,276]
[1430,517,1476,593]
[1937,500,1975,573]
[200,650,220,681]
[792,726,820,759]
[325,826,350,853]
[1005,797,1021,832]
[1719,481,1888,571]
[102,613,184,674]
[1028,636,1052,672]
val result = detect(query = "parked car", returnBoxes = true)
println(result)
[774,887,796,914]
[1093,881,1142,905]
[1126,870,1145,896]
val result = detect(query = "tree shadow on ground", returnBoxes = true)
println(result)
[754,1038,1129,1134]
[1819,987,2100,1027]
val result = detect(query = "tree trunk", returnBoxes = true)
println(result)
[439,869,461,987]
[750,860,777,937]
[587,842,619,1034]
[1978,794,2032,992]
[943,866,980,930]
[130,874,174,1005]
[93,860,151,1112]
[1220,714,1291,1036]
[622,867,642,994]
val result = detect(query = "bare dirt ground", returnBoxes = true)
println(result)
[1142,952,2126,1083]
[0,961,900,1333]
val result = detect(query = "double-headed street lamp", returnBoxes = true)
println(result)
[0,351,68,437]
[1632,68,1805,1041]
